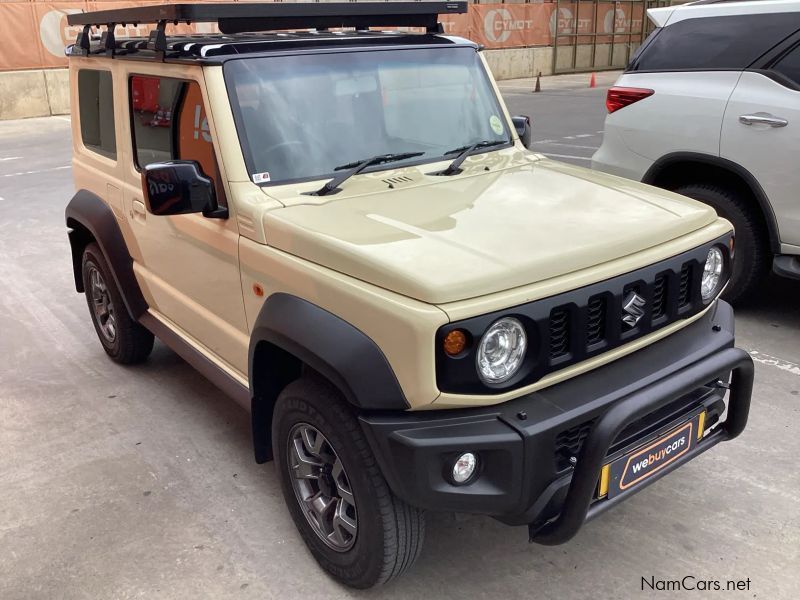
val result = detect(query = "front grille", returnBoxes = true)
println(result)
[549,307,571,359]
[434,235,726,395]
[539,259,699,369]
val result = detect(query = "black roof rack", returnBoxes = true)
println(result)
[67,2,467,57]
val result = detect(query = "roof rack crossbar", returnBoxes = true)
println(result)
[67,2,467,35]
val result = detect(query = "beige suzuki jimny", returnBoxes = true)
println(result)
[65,2,754,588]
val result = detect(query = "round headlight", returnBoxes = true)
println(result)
[476,317,527,384]
[701,247,724,302]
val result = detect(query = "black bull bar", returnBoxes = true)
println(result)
[529,347,754,545]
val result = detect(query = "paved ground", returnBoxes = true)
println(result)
[498,70,621,167]
[1,73,799,599]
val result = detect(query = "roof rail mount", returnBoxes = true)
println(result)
[67,2,468,34]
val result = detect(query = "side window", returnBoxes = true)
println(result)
[773,45,800,87]
[632,13,800,72]
[78,70,116,159]
[129,75,223,202]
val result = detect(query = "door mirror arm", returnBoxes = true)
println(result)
[203,204,229,219]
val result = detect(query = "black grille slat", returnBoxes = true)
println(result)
[549,308,571,359]
[678,263,692,307]
[586,295,606,345]
[555,420,594,470]
[652,274,668,321]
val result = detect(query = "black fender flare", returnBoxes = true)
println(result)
[642,152,780,253]
[248,293,408,462]
[65,190,148,320]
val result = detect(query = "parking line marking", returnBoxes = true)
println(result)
[749,350,800,377]
[574,134,595,138]
[1,165,70,178]
[543,153,592,162]
[0,157,21,162]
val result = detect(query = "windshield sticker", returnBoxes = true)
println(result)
[489,115,504,136]
[252,172,271,184]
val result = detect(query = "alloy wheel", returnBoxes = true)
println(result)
[287,423,358,551]
[88,266,117,344]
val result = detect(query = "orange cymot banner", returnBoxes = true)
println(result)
[0,1,645,72]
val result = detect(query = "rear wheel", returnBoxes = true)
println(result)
[81,243,154,364]
[674,183,768,304]
[273,377,425,588]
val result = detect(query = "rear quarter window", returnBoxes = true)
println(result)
[631,13,800,71]
[773,43,800,86]
[78,69,116,159]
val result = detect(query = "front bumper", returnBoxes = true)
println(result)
[358,301,753,544]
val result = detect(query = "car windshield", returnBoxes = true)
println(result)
[224,47,511,186]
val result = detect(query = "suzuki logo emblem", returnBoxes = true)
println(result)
[622,291,647,328]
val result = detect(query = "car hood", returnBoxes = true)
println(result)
[262,157,717,304]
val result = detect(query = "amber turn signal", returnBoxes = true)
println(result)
[443,329,468,356]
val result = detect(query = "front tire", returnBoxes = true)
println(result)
[674,183,768,304]
[81,243,154,364]
[273,377,425,588]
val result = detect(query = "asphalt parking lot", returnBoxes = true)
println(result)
[1,74,799,599]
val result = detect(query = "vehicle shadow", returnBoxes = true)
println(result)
[735,273,799,322]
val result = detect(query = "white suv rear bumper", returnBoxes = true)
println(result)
[591,126,653,182]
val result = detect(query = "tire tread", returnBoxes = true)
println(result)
[674,182,768,304]
[273,377,424,588]
[82,243,154,364]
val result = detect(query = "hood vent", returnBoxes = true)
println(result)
[382,175,414,188]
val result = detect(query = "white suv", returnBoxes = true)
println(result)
[592,0,800,302]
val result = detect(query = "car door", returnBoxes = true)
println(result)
[122,66,249,375]
[721,43,800,248]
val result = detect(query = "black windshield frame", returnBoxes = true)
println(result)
[223,45,513,188]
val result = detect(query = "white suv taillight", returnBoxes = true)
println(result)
[606,87,654,114]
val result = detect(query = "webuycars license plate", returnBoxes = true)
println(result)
[606,412,704,499]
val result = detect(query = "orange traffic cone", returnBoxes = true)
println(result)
[589,72,597,88]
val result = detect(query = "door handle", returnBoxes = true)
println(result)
[739,113,788,127]
[132,200,146,222]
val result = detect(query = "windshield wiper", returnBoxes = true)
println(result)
[311,152,424,196]
[436,140,508,176]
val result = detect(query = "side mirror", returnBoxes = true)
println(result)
[512,115,532,149]
[142,161,227,219]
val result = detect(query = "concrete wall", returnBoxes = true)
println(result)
[0,45,613,120]
[482,47,554,81]
[0,68,69,120]
[553,42,637,72]
[0,70,53,120]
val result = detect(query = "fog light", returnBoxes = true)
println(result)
[451,452,478,484]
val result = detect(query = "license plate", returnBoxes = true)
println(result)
[605,412,704,499]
